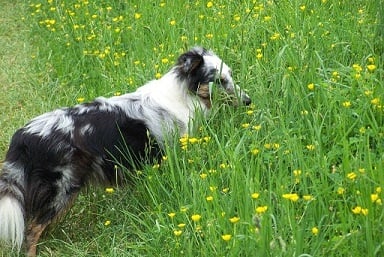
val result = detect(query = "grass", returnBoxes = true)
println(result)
[1,0,383,256]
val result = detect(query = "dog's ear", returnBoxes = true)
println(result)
[177,50,204,74]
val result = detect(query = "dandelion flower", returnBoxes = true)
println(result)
[251,193,260,199]
[104,220,111,226]
[134,13,141,19]
[371,194,379,203]
[342,101,351,108]
[206,1,213,8]
[307,83,315,90]
[206,196,214,201]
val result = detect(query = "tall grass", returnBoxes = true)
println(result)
[1,0,383,256]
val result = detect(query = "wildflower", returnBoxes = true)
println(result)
[342,101,351,108]
[206,196,214,201]
[229,216,240,224]
[352,206,362,214]
[134,13,141,19]
[251,148,260,155]
[246,110,254,115]
[352,64,363,72]
[221,234,232,241]
[303,195,314,201]
[104,220,111,226]
[311,226,319,235]
[263,16,272,22]
[168,212,176,218]
[293,169,302,177]
[251,193,260,199]
[300,5,306,11]
[241,123,250,128]
[361,208,369,216]
[282,193,300,202]
[371,98,380,105]
[367,64,376,72]
[191,214,201,222]
[255,205,268,214]
[200,173,208,179]
[359,127,366,134]
[206,1,213,8]
[206,33,213,39]
[347,172,357,181]
[222,187,230,193]
[252,125,262,131]
[105,188,114,194]
[77,97,85,103]
[170,20,176,26]
[306,144,315,151]
[180,206,188,212]
[233,14,241,22]
[270,32,280,40]
[376,187,382,193]
[173,230,183,236]
[177,223,186,228]
[219,163,228,169]
[307,83,315,90]
[371,193,379,203]
[337,187,345,195]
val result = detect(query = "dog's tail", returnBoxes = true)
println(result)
[0,162,25,251]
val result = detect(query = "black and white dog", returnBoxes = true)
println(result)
[0,46,251,256]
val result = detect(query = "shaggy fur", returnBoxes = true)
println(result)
[0,46,251,256]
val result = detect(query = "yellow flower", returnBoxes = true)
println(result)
[173,230,183,236]
[251,148,260,155]
[168,212,176,218]
[255,205,268,214]
[303,195,314,201]
[282,193,300,202]
[361,208,369,216]
[352,64,363,72]
[170,20,176,26]
[300,5,306,11]
[342,101,351,108]
[206,1,213,8]
[200,173,208,179]
[105,188,115,194]
[229,216,240,223]
[337,187,345,195]
[134,13,141,19]
[306,144,315,151]
[206,196,214,201]
[371,194,379,203]
[177,223,186,228]
[77,97,85,103]
[311,226,319,235]
[191,214,201,222]
[347,172,357,181]
[307,83,315,90]
[293,169,302,177]
[252,125,262,131]
[371,98,380,106]
[251,193,260,199]
[221,234,232,241]
[241,123,250,128]
[352,206,362,214]
[104,220,111,226]
[367,64,376,72]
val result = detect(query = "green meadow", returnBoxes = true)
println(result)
[1,0,383,256]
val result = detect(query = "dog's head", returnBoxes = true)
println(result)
[175,47,251,108]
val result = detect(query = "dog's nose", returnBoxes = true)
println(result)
[242,94,252,106]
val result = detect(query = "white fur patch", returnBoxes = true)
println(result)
[0,196,24,250]
[25,109,74,138]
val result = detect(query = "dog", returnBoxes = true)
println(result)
[0,46,251,256]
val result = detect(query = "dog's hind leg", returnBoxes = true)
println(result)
[24,167,81,257]
[25,190,80,257]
